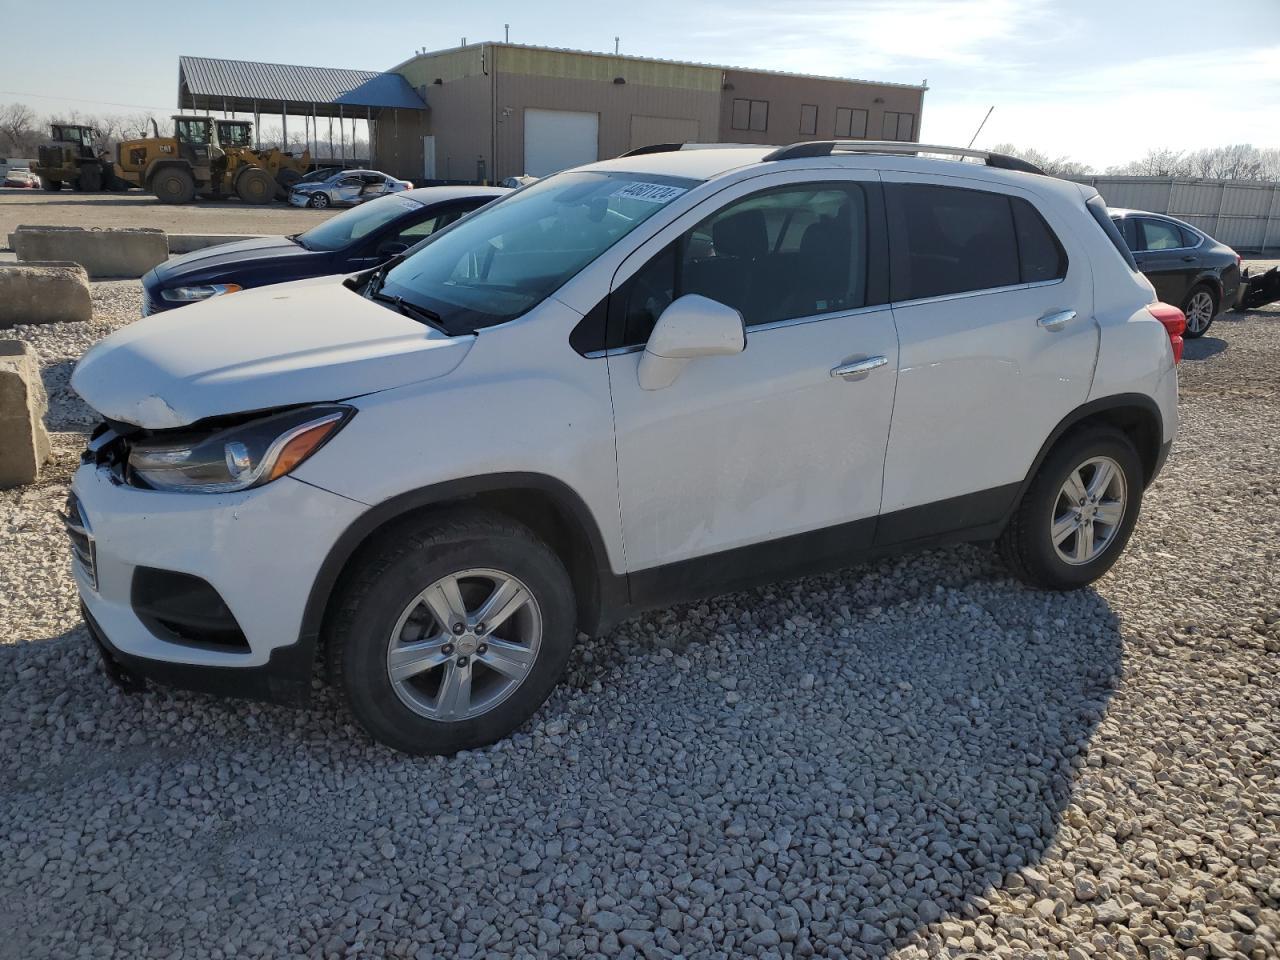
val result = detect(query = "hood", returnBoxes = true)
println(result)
[151,236,321,283]
[72,275,473,429]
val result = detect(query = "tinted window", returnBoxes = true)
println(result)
[617,183,869,345]
[889,184,1019,300]
[1179,225,1201,247]
[1091,199,1139,271]
[1140,218,1183,251]
[1011,197,1067,282]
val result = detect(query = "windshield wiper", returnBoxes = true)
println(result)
[370,290,447,333]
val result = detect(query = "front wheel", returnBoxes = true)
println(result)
[41,178,62,191]
[1181,283,1217,338]
[328,510,577,755]
[999,427,1144,590]
[307,192,330,209]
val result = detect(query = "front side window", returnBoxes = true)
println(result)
[616,183,869,345]
[175,119,210,144]
[1139,218,1184,251]
[381,170,697,334]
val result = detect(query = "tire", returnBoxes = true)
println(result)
[236,167,275,205]
[152,167,196,203]
[998,427,1144,590]
[1181,283,1217,338]
[41,178,62,191]
[329,509,577,755]
[78,164,102,192]
[275,168,302,200]
[308,191,330,209]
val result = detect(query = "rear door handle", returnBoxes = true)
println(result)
[1037,309,1076,331]
[1181,255,1196,262]
[830,356,888,380]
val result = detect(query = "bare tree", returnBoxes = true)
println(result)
[0,102,39,155]
[987,143,1093,177]
[1105,149,1193,177]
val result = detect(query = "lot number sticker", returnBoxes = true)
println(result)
[613,182,687,204]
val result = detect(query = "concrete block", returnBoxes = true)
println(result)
[168,234,266,254]
[0,262,92,327]
[12,225,167,278]
[0,340,51,488]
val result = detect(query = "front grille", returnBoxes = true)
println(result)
[141,284,158,316]
[63,492,98,590]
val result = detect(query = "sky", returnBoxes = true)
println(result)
[1,0,1278,170]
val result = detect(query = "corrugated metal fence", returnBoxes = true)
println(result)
[1072,176,1280,253]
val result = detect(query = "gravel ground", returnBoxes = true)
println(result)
[1,272,1278,960]
[0,190,334,242]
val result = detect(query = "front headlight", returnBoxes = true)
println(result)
[160,283,242,303]
[127,405,352,493]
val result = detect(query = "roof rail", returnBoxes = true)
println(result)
[617,142,766,158]
[761,141,1046,175]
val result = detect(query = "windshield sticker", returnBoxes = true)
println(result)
[612,181,688,204]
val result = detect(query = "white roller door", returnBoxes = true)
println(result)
[523,108,599,177]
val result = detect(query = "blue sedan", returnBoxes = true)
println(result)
[142,186,508,315]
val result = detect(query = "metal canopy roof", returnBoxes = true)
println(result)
[178,56,426,117]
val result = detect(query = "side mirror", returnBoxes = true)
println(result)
[637,294,746,390]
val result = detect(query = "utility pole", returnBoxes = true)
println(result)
[615,37,620,54]
[504,23,510,42]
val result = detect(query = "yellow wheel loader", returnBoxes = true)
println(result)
[114,117,310,204]
[31,123,117,192]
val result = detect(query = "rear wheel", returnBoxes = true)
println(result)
[329,510,577,755]
[1181,283,1217,338]
[152,167,196,203]
[41,178,62,191]
[999,427,1144,590]
[235,167,275,205]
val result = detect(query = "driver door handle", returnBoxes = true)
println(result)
[830,356,888,380]
[1037,309,1076,331]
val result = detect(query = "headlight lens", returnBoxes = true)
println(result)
[127,405,351,493]
[160,283,242,303]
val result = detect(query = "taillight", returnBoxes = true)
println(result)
[1147,301,1185,364]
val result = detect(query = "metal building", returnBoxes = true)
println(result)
[177,56,427,170]
[378,43,927,183]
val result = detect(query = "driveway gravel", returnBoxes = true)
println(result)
[0,274,1277,959]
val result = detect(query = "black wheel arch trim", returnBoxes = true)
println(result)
[1013,393,1166,509]
[296,473,625,673]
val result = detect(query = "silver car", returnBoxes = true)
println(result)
[288,169,414,209]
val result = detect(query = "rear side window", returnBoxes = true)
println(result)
[1179,225,1201,248]
[1139,218,1183,251]
[888,184,1019,300]
[1011,197,1067,283]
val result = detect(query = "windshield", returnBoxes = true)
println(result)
[298,193,424,251]
[379,170,697,334]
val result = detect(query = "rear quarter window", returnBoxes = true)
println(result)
[1088,197,1139,271]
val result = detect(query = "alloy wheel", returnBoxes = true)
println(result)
[386,568,542,721]
[1185,290,1214,335]
[1051,456,1127,566]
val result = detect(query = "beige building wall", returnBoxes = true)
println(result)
[718,70,926,145]
[386,44,927,182]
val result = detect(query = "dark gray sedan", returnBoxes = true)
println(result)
[1110,209,1243,338]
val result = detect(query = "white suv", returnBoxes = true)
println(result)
[69,142,1183,754]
